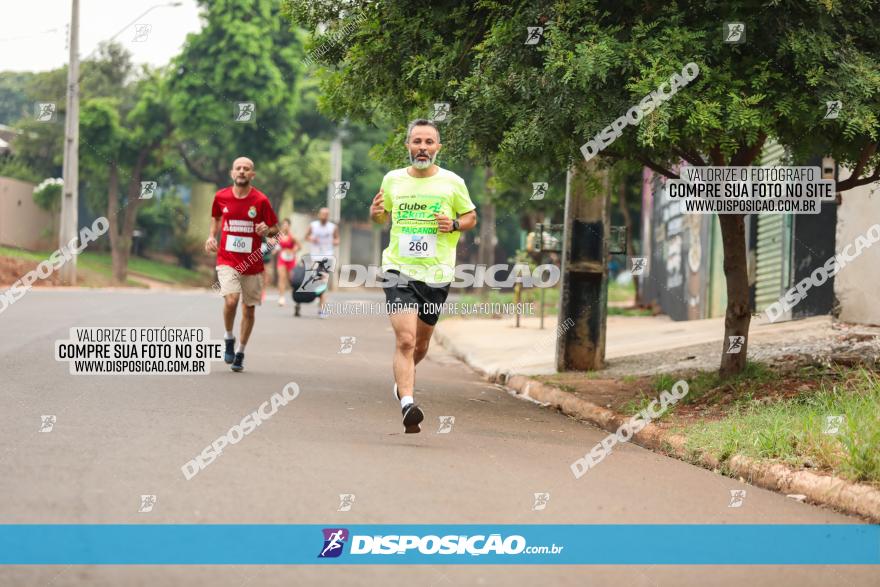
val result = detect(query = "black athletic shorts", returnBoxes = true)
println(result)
[380,270,450,326]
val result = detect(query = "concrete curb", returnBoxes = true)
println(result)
[435,326,880,523]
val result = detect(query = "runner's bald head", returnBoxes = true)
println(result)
[232,157,254,171]
[230,157,256,187]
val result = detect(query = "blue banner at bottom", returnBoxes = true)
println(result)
[0,525,877,565]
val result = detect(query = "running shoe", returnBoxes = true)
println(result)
[278,296,286,307]
[224,337,236,364]
[231,352,245,372]
[402,403,424,434]
[318,310,329,319]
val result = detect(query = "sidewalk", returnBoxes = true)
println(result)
[435,313,835,378]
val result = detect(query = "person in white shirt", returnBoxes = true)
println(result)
[304,207,339,318]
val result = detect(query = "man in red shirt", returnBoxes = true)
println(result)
[205,157,279,372]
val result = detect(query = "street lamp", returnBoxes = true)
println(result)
[59,0,183,285]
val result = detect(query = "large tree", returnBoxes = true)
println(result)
[168,0,307,206]
[284,0,880,376]
[80,71,174,284]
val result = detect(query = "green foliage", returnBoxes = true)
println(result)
[682,369,880,484]
[32,177,63,211]
[284,0,880,190]
[651,361,774,405]
[0,156,39,183]
[0,71,35,124]
[168,0,307,187]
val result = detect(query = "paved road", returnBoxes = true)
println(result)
[0,289,875,586]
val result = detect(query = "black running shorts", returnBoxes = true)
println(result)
[380,270,450,326]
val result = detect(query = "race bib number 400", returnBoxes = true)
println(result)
[399,234,436,258]
[225,235,253,254]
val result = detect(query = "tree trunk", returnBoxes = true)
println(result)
[718,213,750,376]
[478,166,496,300]
[106,163,126,285]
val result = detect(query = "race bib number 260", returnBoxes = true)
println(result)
[399,234,436,258]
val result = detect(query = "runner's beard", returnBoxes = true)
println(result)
[409,150,437,170]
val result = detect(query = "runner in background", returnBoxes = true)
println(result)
[261,237,273,303]
[304,207,339,319]
[273,219,299,307]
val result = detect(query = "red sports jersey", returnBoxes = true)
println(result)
[211,186,278,275]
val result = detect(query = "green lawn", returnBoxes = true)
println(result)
[0,246,207,287]
[665,366,880,485]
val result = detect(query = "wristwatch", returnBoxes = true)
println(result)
[452,219,460,232]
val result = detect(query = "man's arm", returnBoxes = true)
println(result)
[205,217,221,252]
[370,189,389,224]
[456,210,477,231]
[435,209,477,233]
[333,224,340,246]
[255,222,279,238]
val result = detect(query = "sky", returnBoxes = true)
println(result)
[0,0,204,73]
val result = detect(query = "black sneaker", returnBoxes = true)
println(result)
[402,403,424,434]
[231,352,245,372]
[224,338,235,364]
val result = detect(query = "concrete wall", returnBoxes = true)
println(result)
[0,176,56,250]
[835,168,880,325]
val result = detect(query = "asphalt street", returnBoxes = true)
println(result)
[0,288,875,586]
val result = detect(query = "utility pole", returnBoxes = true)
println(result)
[326,131,342,222]
[59,0,80,285]
[555,162,611,371]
